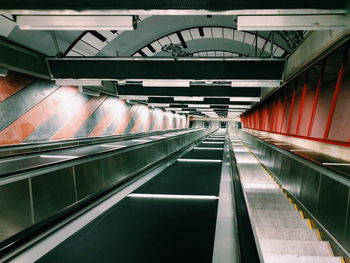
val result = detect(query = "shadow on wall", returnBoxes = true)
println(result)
[0,71,187,145]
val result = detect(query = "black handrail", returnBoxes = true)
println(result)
[0,128,191,159]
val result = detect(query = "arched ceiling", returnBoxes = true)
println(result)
[132,27,286,58]
[62,15,302,58]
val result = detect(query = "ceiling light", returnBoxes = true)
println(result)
[229,105,251,109]
[188,104,210,108]
[55,79,102,86]
[148,103,170,107]
[165,108,182,111]
[228,110,245,112]
[142,80,190,87]
[118,95,148,100]
[197,109,214,112]
[231,80,280,88]
[237,15,350,31]
[117,80,127,85]
[230,97,260,102]
[177,111,190,114]
[174,97,204,101]
[17,15,136,30]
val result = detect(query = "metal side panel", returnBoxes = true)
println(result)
[0,180,32,242]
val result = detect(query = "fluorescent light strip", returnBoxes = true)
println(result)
[178,159,222,163]
[237,15,349,31]
[174,97,204,101]
[55,79,102,86]
[229,105,251,109]
[40,155,77,159]
[142,80,190,87]
[194,147,224,150]
[202,142,225,144]
[128,193,218,200]
[188,104,210,108]
[322,163,350,166]
[148,103,170,107]
[17,15,136,30]
[230,80,280,88]
[229,97,261,102]
[198,109,215,112]
[119,95,149,100]
[165,108,182,111]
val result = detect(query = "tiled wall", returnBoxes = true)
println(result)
[0,71,187,145]
[241,40,350,147]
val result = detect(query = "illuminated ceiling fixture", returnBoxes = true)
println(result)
[16,15,137,30]
[176,111,190,114]
[230,97,261,102]
[148,103,170,107]
[229,105,251,108]
[197,109,214,112]
[118,95,148,100]
[231,80,280,88]
[228,109,245,112]
[174,97,204,101]
[237,15,350,31]
[165,108,182,111]
[187,104,210,108]
[55,79,102,86]
[142,80,190,87]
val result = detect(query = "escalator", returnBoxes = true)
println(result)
[6,130,245,263]
[230,134,344,263]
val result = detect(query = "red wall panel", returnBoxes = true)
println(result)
[242,40,350,147]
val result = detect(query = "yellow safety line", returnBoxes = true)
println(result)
[315,229,322,241]
[234,138,346,262]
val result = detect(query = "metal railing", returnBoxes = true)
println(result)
[239,130,350,260]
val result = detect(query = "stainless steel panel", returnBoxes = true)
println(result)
[317,175,349,243]
[299,167,321,214]
[32,168,75,222]
[102,154,125,186]
[0,180,32,242]
[75,160,103,200]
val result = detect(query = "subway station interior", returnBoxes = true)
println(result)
[1,1,350,262]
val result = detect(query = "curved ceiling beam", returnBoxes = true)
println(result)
[191,50,243,57]
[97,16,292,57]
[151,38,272,57]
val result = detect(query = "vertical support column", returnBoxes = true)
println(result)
[324,47,349,139]
[308,59,326,137]
[287,87,296,134]
[296,70,309,135]
[279,95,287,133]
[273,99,281,132]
